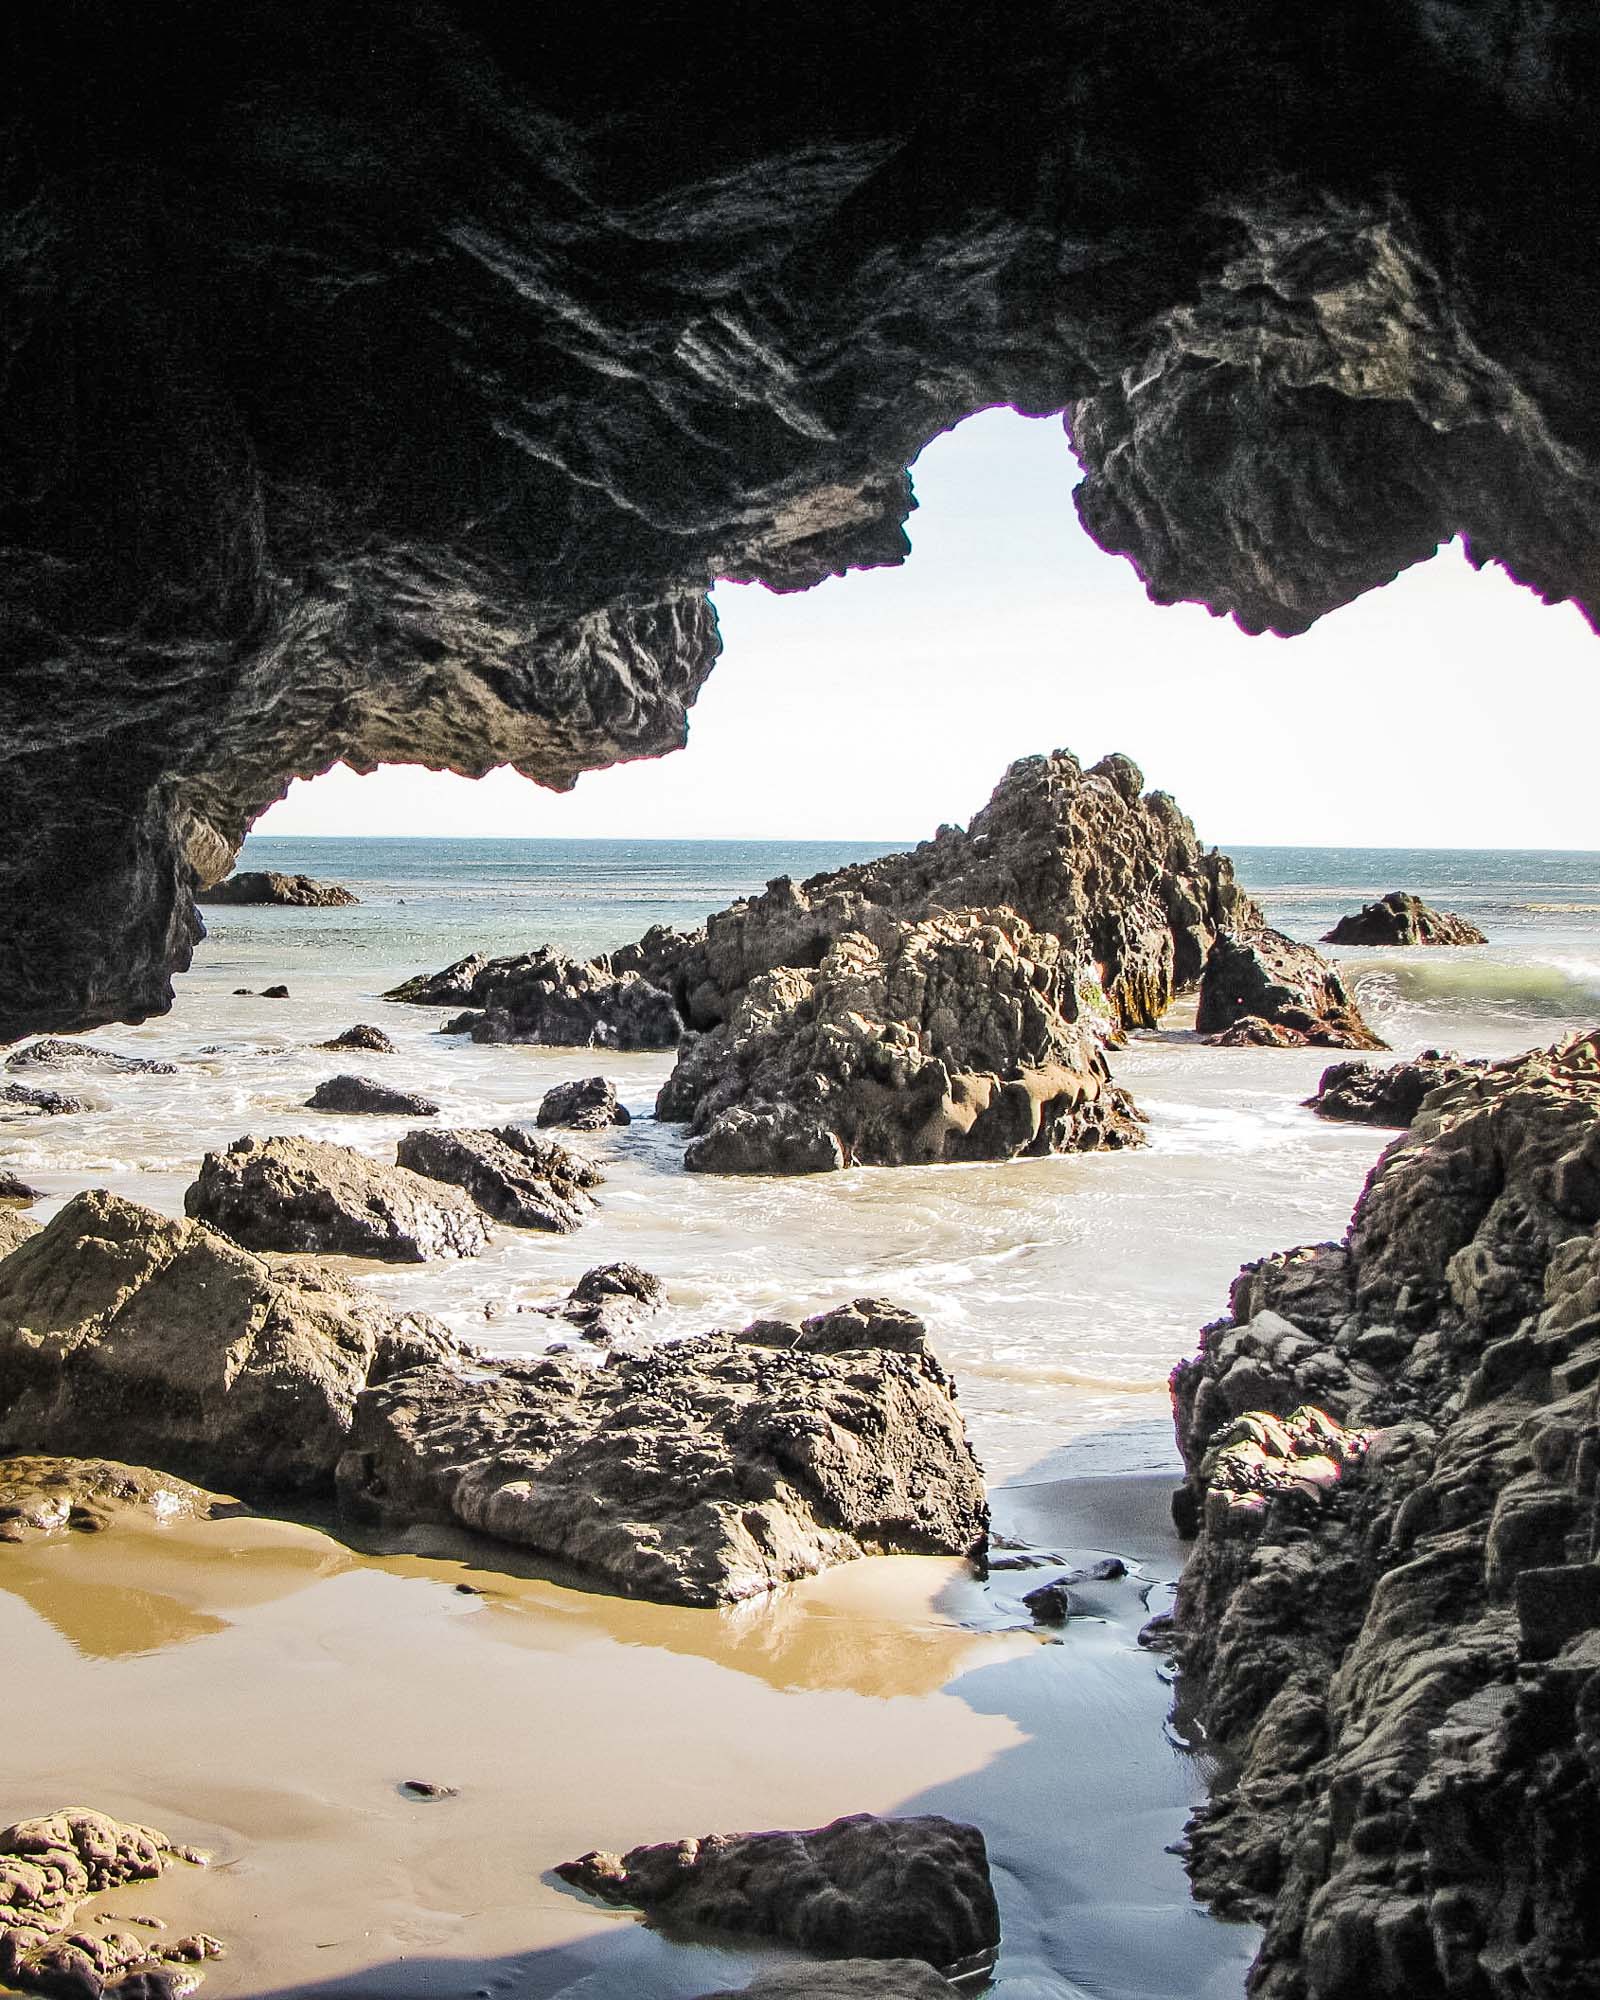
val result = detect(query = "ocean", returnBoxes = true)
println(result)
[6,836,1599,1485]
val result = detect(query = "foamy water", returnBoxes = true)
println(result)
[4,836,1598,1484]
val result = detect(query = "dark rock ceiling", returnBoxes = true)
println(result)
[4,3,1598,1037]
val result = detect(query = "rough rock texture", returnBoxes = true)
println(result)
[1322,892,1488,947]
[689,1964,952,2000]
[0,1456,241,1545]
[1308,1050,1483,1126]
[318,1024,396,1055]
[533,1263,666,1345]
[0,1810,220,1999]
[185,1135,491,1262]
[1167,1029,1600,1999]
[7,10,1600,1042]
[1197,929,1388,1050]
[305,1074,439,1117]
[0,1209,42,1258]
[740,1298,930,1359]
[337,1308,987,1605]
[388,951,681,1052]
[198,872,357,908]
[536,1077,630,1131]
[558,1813,998,1972]
[0,1170,40,1205]
[396,1126,600,1233]
[8,1041,175,1077]
[0,1084,91,1118]
[0,1191,460,1494]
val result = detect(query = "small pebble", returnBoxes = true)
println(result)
[399,1779,459,1801]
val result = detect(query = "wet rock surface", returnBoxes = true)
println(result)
[8,1041,175,1077]
[0,1191,460,1494]
[198,872,357,908]
[532,1263,666,1344]
[389,952,681,1051]
[1308,1049,1483,1126]
[689,1964,953,2000]
[0,1809,221,1999]
[1168,1029,1600,1999]
[185,1135,491,1262]
[305,1074,440,1117]
[396,1127,600,1233]
[338,1304,987,1605]
[1322,891,1488,947]
[1197,928,1387,1050]
[0,1170,40,1204]
[0,1210,42,1259]
[0,1455,242,1545]
[0,1084,90,1117]
[535,1076,630,1131]
[556,1812,999,1971]
[317,1024,396,1055]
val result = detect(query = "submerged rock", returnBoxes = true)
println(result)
[536,1076,630,1130]
[387,950,680,1050]
[1196,928,1387,1049]
[689,1965,953,2000]
[338,1305,987,1605]
[396,1126,600,1233]
[199,871,357,907]
[1321,890,1487,947]
[306,1073,439,1116]
[318,1023,396,1054]
[556,1812,999,1972]
[0,1191,460,1492]
[6,1039,175,1076]
[185,1135,491,1262]
[1307,1049,1482,1125]
[531,1263,666,1343]
[0,1456,242,1545]
[0,1083,90,1117]
[1167,1029,1600,1998]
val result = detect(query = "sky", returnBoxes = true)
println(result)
[256,408,1599,850]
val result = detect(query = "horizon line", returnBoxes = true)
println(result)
[242,832,1600,857]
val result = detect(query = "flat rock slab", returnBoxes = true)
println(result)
[0,1455,243,1545]
[6,1038,175,1075]
[306,1073,439,1116]
[557,1812,999,1973]
[338,1309,987,1605]
[186,1134,490,1262]
[397,1126,599,1232]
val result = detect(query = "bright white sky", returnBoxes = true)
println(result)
[257,408,1598,849]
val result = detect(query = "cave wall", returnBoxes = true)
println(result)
[4,2,1598,1037]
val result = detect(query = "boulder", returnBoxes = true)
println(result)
[306,1073,439,1116]
[1167,1029,1600,1998]
[1196,928,1387,1049]
[0,1808,221,1998]
[689,1965,952,2000]
[0,1456,242,1545]
[1307,1050,1482,1125]
[556,1813,999,1972]
[396,1126,600,1232]
[387,950,681,1051]
[1321,891,1487,947]
[0,1191,461,1492]
[531,1263,666,1344]
[0,1210,41,1258]
[0,1083,90,1117]
[318,1023,396,1054]
[536,1076,630,1130]
[0,1169,41,1203]
[7,1039,175,1076]
[337,1308,987,1605]
[384,955,488,1007]
[185,1135,491,1262]
[739,1298,928,1358]
[199,871,357,907]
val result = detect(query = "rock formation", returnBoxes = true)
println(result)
[532,1263,665,1344]
[318,1024,396,1054]
[337,1304,987,1604]
[1197,929,1388,1049]
[305,1074,439,1117]
[8,1041,175,1077]
[0,1456,242,1545]
[0,1210,42,1259]
[396,1126,600,1232]
[689,1966,952,2000]
[185,1135,491,1261]
[557,1813,999,1972]
[198,872,357,908]
[0,1191,460,1494]
[1166,1029,1600,1999]
[1308,1050,1483,1126]
[536,1076,630,1130]
[387,951,682,1051]
[0,1170,40,1204]
[1322,891,1488,947]
[0,1084,90,1117]
[0,1809,221,1999]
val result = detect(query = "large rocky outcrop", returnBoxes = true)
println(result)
[337,1304,987,1605]
[1166,1030,1600,1999]
[1198,929,1388,1050]
[1322,892,1487,947]
[198,872,357,907]
[557,1813,999,1973]
[1308,1050,1483,1126]
[8,8,1600,1042]
[0,1191,459,1495]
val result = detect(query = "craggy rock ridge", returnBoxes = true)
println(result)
[1309,1050,1483,1126]
[1198,929,1388,1050]
[9,7,1600,1042]
[388,951,681,1051]
[1322,892,1487,947]
[198,872,357,908]
[337,1303,987,1605]
[557,1812,1000,1973]
[1166,1030,1600,2000]
[0,1455,241,1545]
[395,1125,601,1232]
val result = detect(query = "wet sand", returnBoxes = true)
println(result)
[0,1475,1256,2000]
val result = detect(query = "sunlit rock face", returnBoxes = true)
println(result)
[4,5,1598,1037]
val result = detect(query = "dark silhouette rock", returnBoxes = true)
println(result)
[185,1135,491,1262]
[260,985,291,1000]
[391,951,681,1051]
[536,1076,630,1130]
[1167,1029,1600,1999]
[7,1039,175,1076]
[1307,1050,1483,1125]
[0,1191,461,1492]
[1321,891,1487,947]
[439,1011,485,1036]
[396,1127,600,1233]
[0,1170,41,1204]
[318,1024,396,1054]
[0,1084,91,1117]
[555,1813,999,1971]
[306,1074,439,1117]
[1197,929,1387,1050]
[199,872,357,907]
